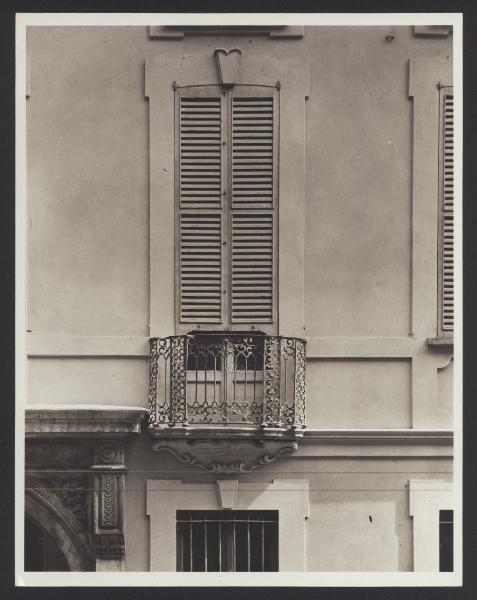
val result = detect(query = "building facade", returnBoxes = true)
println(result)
[23,23,455,574]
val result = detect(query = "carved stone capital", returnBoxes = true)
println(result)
[152,437,298,473]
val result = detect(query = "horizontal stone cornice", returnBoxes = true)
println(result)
[25,406,147,436]
[303,428,453,444]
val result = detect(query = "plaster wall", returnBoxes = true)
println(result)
[27,357,148,406]
[26,25,452,338]
[24,26,453,425]
[122,436,452,572]
[306,358,411,428]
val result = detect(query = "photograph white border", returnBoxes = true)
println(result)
[15,11,463,587]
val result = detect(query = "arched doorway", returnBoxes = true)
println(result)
[25,490,94,571]
[24,515,69,571]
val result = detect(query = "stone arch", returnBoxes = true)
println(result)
[25,489,93,571]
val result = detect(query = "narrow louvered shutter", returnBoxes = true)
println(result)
[177,90,225,325]
[439,89,454,334]
[230,91,277,325]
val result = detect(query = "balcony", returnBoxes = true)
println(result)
[148,334,306,433]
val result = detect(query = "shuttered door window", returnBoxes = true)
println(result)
[438,87,454,335]
[176,85,278,333]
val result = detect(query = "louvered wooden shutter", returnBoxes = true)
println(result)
[177,91,225,324]
[440,89,454,333]
[231,93,277,325]
[176,86,278,332]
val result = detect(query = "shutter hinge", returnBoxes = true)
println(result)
[276,80,281,90]
[172,81,177,90]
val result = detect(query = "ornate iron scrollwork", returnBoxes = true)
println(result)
[148,334,306,432]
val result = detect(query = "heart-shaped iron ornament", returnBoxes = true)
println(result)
[214,48,242,87]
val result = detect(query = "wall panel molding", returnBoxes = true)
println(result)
[27,334,419,358]
[27,335,149,357]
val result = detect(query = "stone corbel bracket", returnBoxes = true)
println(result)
[152,436,298,473]
[90,441,127,565]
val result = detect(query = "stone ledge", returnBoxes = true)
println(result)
[303,429,453,444]
[426,336,454,349]
[25,406,147,436]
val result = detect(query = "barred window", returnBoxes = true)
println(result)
[176,510,278,572]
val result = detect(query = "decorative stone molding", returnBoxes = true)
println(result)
[148,25,304,40]
[214,48,241,87]
[91,441,127,562]
[26,439,93,468]
[94,533,125,559]
[217,480,238,509]
[152,437,298,473]
[56,477,89,528]
[99,473,120,529]
[25,406,147,435]
[25,489,94,571]
[25,434,131,569]
[94,441,125,466]
[26,473,90,532]
[302,428,453,444]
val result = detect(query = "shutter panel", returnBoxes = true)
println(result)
[179,213,223,322]
[441,92,454,332]
[232,97,274,209]
[231,93,277,324]
[231,213,274,323]
[180,97,222,209]
[176,88,277,331]
[178,93,224,324]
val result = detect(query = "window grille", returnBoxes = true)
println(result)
[176,510,278,572]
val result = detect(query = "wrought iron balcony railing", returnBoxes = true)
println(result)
[148,334,306,432]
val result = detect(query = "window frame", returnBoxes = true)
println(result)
[409,479,454,571]
[146,479,309,571]
[145,53,308,339]
[176,509,279,572]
